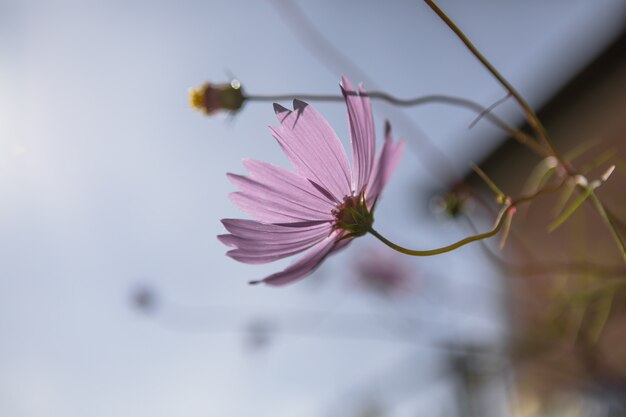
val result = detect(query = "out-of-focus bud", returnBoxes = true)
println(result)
[441,191,466,217]
[354,248,412,296]
[243,319,274,352]
[130,284,159,314]
[432,184,470,218]
[189,79,245,115]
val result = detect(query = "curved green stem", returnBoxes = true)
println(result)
[369,205,510,256]
[370,181,565,257]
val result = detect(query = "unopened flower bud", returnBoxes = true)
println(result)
[590,179,602,189]
[601,164,616,183]
[497,194,511,205]
[574,175,588,187]
[189,79,245,115]
[433,187,469,218]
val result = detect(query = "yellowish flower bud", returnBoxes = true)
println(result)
[188,79,245,115]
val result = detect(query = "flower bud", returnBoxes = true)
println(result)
[189,79,245,115]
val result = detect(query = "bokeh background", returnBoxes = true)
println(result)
[1,1,625,416]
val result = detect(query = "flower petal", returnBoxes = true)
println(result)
[243,159,335,210]
[220,230,331,264]
[271,100,351,202]
[229,192,308,223]
[366,121,405,205]
[228,173,333,223]
[251,231,349,286]
[221,218,330,239]
[219,229,328,249]
[341,76,375,194]
[219,220,332,265]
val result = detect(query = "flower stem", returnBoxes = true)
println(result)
[369,182,564,257]
[248,92,546,156]
[368,205,509,256]
[588,189,626,265]
[423,0,563,164]
[424,0,626,266]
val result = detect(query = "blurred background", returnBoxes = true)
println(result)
[1,1,626,416]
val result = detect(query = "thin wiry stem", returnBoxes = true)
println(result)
[588,190,626,265]
[370,183,563,257]
[369,206,507,256]
[248,92,546,156]
[270,0,459,184]
[140,297,500,352]
[425,0,626,266]
[247,93,343,103]
[423,0,565,166]
[606,206,626,236]
[468,93,510,129]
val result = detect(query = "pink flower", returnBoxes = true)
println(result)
[353,248,413,296]
[218,77,404,286]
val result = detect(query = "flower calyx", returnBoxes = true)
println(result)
[332,191,374,239]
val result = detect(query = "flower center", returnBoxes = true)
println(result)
[332,192,373,238]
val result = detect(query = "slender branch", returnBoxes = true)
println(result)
[140,298,500,353]
[424,0,626,268]
[247,93,343,103]
[423,0,564,164]
[468,93,511,128]
[271,0,459,184]
[248,92,546,156]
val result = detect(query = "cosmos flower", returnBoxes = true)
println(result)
[218,77,404,286]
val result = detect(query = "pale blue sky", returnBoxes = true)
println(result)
[1,1,624,416]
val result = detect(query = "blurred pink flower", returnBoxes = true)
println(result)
[354,248,413,296]
[219,77,404,286]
